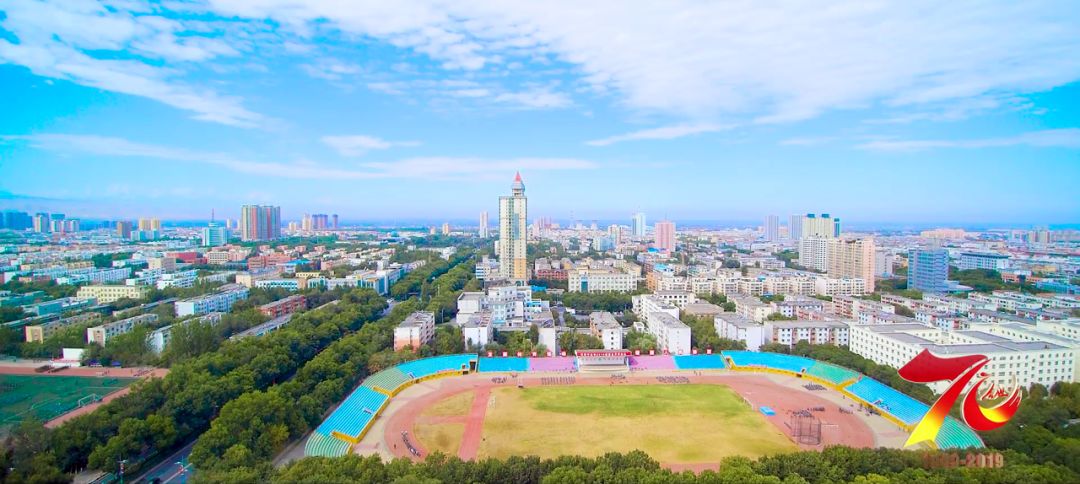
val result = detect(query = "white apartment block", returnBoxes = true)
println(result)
[155,270,199,289]
[175,284,249,316]
[958,252,1010,271]
[849,323,1075,392]
[632,294,680,319]
[730,295,773,322]
[394,311,436,350]
[87,314,158,345]
[589,311,624,350]
[915,310,970,331]
[813,277,866,296]
[771,297,825,318]
[968,292,1044,312]
[715,313,766,351]
[77,284,149,303]
[798,237,831,272]
[645,311,691,355]
[830,295,894,319]
[455,286,550,328]
[652,290,697,309]
[55,267,131,285]
[765,320,849,348]
[460,312,493,349]
[858,310,917,325]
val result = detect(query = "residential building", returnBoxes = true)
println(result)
[632,294,680,320]
[498,173,528,283]
[567,264,638,292]
[763,215,779,242]
[827,238,876,293]
[589,311,624,350]
[645,311,691,354]
[239,205,281,241]
[258,295,307,318]
[715,313,766,351]
[958,252,1010,271]
[394,311,436,350]
[765,320,849,348]
[175,284,249,316]
[86,314,158,345]
[116,221,133,239]
[798,237,830,272]
[654,220,676,252]
[632,212,647,238]
[788,214,803,243]
[730,295,772,322]
[461,312,493,349]
[479,211,489,238]
[76,285,149,303]
[801,213,841,238]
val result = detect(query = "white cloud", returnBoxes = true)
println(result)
[204,0,1080,122]
[855,129,1080,152]
[586,123,735,147]
[321,135,420,157]
[0,0,265,127]
[4,133,597,179]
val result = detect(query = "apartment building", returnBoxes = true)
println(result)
[76,284,149,303]
[589,311,624,350]
[175,284,249,316]
[394,311,436,350]
[765,320,849,348]
[645,311,691,354]
[86,314,159,345]
[714,313,766,351]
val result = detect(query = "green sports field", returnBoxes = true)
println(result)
[0,374,136,427]
[475,384,796,463]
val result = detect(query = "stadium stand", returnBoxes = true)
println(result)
[723,351,815,374]
[628,355,677,370]
[528,357,576,372]
[672,354,727,370]
[478,357,529,372]
[805,362,858,385]
[304,431,351,457]
[316,386,388,443]
[937,416,985,449]
[361,366,410,393]
[845,377,928,426]
[396,354,475,380]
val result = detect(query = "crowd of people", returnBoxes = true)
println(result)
[656,376,690,384]
[401,431,420,457]
[541,376,576,385]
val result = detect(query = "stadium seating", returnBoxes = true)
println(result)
[805,362,858,385]
[936,416,984,449]
[528,357,576,372]
[478,357,529,372]
[361,367,410,392]
[396,354,475,380]
[845,377,928,425]
[628,355,676,370]
[304,431,351,457]
[723,351,815,374]
[315,386,389,441]
[672,354,727,370]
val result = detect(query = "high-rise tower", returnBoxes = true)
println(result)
[498,172,528,284]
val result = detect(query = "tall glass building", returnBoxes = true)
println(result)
[907,247,950,293]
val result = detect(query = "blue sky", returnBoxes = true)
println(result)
[1,1,1079,226]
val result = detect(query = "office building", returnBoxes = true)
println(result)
[498,172,528,283]
[116,221,133,239]
[654,220,676,252]
[763,215,779,242]
[827,238,876,292]
[568,264,638,293]
[1,210,32,230]
[394,311,436,350]
[632,212,647,238]
[479,211,489,238]
[801,213,840,238]
[202,221,227,247]
[908,247,950,293]
[849,323,1076,392]
[239,205,281,241]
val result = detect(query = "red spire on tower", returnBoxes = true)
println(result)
[514,171,522,183]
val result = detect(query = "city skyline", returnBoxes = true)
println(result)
[1,2,1079,223]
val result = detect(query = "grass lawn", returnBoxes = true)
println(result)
[415,422,466,455]
[0,374,136,427]
[477,384,796,463]
[422,391,474,418]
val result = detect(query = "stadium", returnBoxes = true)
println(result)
[303,350,983,470]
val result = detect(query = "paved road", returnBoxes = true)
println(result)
[134,441,194,484]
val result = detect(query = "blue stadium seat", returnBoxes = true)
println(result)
[315,386,389,440]
[845,377,929,426]
[478,357,529,372]
[936,416,984,449]
[304,431,351,457]
[362,366,410,392]
[722,351,815,374]
[673,354,727,370]
[396,354,476,380]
